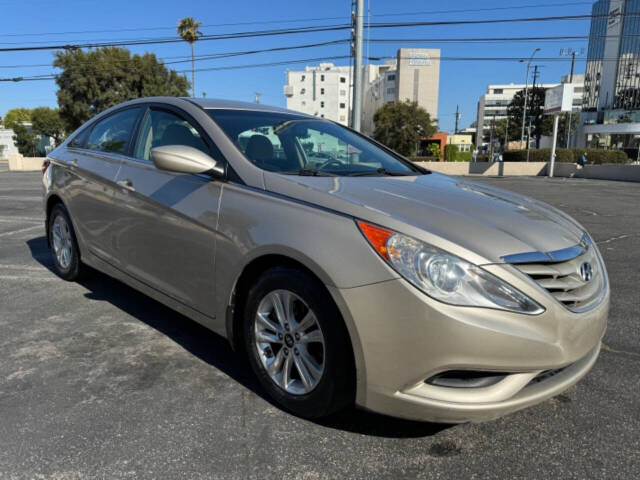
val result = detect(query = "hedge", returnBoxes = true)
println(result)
[502,148,629,164]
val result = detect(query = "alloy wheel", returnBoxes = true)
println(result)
[52,215,73,270]
[254,289,326,395]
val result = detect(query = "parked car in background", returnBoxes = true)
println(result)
[42,97,608,422]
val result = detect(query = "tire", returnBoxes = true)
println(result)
[242,266,355,418]
[48,203,85,281]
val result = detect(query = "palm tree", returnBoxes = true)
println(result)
[177,17,203,97]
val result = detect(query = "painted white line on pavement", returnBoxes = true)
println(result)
[0,225,44,238]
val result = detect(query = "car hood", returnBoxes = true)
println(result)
[263,172,585,264]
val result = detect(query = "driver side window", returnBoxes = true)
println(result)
[134,109,209,162]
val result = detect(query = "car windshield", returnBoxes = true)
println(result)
[207,109,420,176]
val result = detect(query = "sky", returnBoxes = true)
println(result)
[0,0,595,133]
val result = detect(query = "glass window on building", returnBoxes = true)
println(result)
[340,103,346,108]
[493,88,503,94]
[387,74,396,81]
[614,0,640,110]
[301,75,305,82]
[321,88,325,95]
[320,101,325,108]
[320,74,325,81]
[340,77,346,83]
[340,90,346,96]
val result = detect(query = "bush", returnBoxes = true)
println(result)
[444,144,473,162]
[502,148,629,164]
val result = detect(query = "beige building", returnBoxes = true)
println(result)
[395,48,440,121]
[284,48,441,135]
[447,134,474,152]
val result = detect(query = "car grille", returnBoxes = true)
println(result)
[509,236,605,312]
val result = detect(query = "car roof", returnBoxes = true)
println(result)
[113,96,315,118]
[186,97,302,115]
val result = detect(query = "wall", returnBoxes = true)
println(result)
[7,156,46,171]
[414,161,640,182]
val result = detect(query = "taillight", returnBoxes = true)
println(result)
[42,159,50,174]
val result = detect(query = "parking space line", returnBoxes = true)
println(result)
[0,225,44,238]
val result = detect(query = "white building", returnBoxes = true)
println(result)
[476,75,584,144]
[284,63,353,126]
[0,128,19,160]
[284,48,441,135]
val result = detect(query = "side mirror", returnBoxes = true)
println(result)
[150,145,225,177]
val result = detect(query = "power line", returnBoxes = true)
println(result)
[0,2,595,39]
[0,13,619,54]
[0,54,607,83]
[0,39,349,70]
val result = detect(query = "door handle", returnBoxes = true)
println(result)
[117,178,135,191]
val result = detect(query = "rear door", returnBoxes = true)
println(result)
[111,105,223,318]
[59,107,143,263]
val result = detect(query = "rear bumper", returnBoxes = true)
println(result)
[329,275,608,423]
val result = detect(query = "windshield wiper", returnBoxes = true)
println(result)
[280,168,337,177]
[347,168,411,177]
[297,168,337,176]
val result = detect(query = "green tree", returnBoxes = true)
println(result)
[12,124,39,156]
[542,112,579,148]
[486,118,519,148]
[444,144,458,161]
[506,87,551,147]
[373,101,437,156]
[3,108,31,129]
[427,143,441,158]
[54,47,189,132]
[31,107,65,145]
[177,17,203,97]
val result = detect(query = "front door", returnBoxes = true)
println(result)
[112,106,223,319]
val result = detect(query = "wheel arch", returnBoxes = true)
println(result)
[45,193,65,247]
[225,254,362,395]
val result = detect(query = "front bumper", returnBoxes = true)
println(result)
[329,273,608,423]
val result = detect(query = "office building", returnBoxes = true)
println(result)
[476,75,584,144]
[580,0,640,148]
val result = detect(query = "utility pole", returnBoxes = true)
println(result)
[528,65,540,152]
[504,115,510,152]
[520,48,540,149]
[454,105,460,134]
[560,48,582,148]
[489,114,495,160]
[351,0,364,132]
[527,116,533,162]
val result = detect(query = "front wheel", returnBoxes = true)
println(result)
[242,267,355,418]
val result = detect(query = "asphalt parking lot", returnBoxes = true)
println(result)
[1,165,638,479]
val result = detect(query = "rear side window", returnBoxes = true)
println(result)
[68,128,90,148]
[134,109,209,162]
[86,108,141,155]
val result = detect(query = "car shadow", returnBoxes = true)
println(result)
[26,235,451,438]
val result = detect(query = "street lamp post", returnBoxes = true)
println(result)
[520,48,541,149]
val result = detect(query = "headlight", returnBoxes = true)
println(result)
[357,221,544,315]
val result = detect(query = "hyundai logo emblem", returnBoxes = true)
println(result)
[580,262,593,282]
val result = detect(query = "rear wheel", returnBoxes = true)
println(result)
[243,267,355,418]
[48,204,85,281]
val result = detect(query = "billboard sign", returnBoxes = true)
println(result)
[544,83,575,115]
